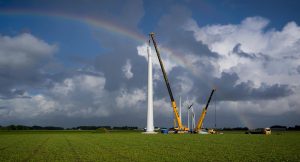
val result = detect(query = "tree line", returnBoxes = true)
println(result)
[0,124,299,131]
[221,125,300,131]
[0,125,138,130]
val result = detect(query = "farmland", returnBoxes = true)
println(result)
[0,131,299,161]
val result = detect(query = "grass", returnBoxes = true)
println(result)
[0,130,299,161]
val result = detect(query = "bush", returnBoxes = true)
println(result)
[95,128,109,133]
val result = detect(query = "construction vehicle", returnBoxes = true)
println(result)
[149,32,189,133]
[194,88,216,134]
[245,128,271,135]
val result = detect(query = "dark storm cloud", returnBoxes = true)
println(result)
[213,72,293,101]
[144,4,221,106]
[0,0,144,30]
[0,1,299,129]
[155,5,218,58]
[231,44,273,64]
[297,65,300,74]
[232,43,256,59]
[0,89,31,99]
[1,0,148,125]
[162,66,293,105]
[144,7,299,129]
[94,32,147,91]
[149,5,294,104]
[0,105,149,128]
[0,33,57,99]
[0,106,8,109]
[41,0,147,91]
[1,0,146,92]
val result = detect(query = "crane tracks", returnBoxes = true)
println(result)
[0,147,8,151]
[64,135,82,162]
[0,137,25,152]
[80,135,138,162]
[22,137,50,162]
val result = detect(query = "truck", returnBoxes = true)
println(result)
[246,128,271,135]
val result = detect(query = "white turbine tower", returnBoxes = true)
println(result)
[143,40,157,134]
[187,103,193,132]
[191,106,196,130]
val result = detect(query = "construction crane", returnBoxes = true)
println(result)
[194,88,216,133]
[149,32,188,133]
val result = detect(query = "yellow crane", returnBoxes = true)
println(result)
[194,88,216,134]
[149,32,188,133]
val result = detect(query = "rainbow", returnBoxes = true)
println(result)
[1,9,201,77]
[239,112,254,129]
[1,9,254,128]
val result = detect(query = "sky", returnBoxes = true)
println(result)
[0,0,299,129]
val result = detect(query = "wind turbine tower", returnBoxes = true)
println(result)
[143,40,157,134]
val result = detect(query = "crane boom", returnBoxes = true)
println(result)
[195,89,216,132]
[149,32,184,130]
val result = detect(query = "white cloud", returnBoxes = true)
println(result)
[0,33,58,99]
[115,88,146,109]
[1,17,299,128]
[0,74,109,119]
[185,17,270,55]
[0,33,57,68]
[183,16,300,126]
[122,59,134,79]
[153,98,173,116]
[137,43,178,74]
[50,74,108,117]
[185,16,300,86]
[175,75,194,95]
[1,94,58,118]
[51,74,106,97]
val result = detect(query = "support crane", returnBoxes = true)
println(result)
[194,88,216,133]
[149,32,188,133]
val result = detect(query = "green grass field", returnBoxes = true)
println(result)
[0,130,299,161]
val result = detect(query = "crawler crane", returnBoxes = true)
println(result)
[194,88,216,134]
[149,33,188,133]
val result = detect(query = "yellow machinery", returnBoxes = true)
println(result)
[149,33,188,133]
[194,88,216,134]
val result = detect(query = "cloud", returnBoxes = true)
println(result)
[1,94,58,118]
[122,59,133,79]
[1,2,299,129]
[49,74,110,118]
[143,10,300,128]
[185,16,300,86]
[154,5,218,58]
[137,43,177,74]
[0,1,150,127]
[90,0,145,91]
[115,88,146,109]
[181,16,300,128]
[0,33,57,99]
[0,33,56,66]
[0,72,149,126]
[213,72,293,101]
[0,74,108,118]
